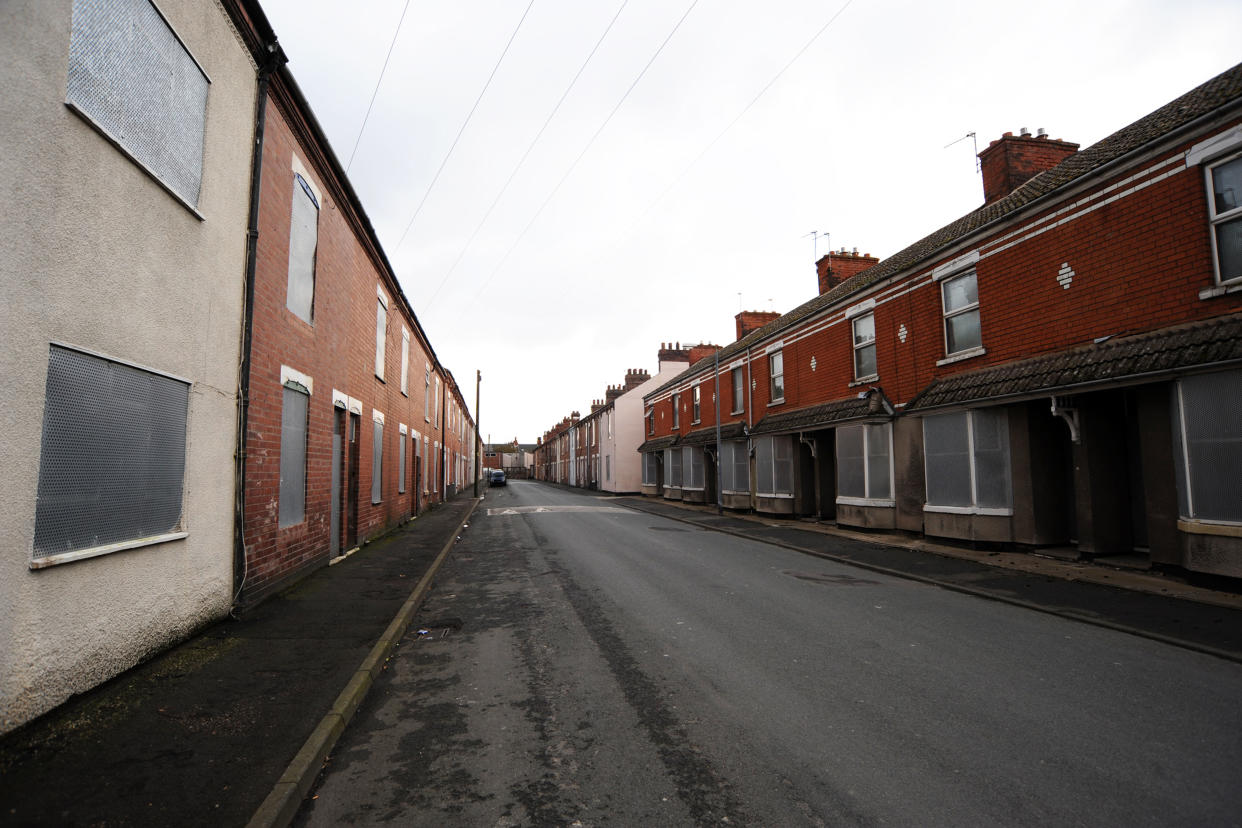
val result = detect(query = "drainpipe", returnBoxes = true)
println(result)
[233,46,285,611]
[714,347,723,514]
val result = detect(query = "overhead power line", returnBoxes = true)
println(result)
[394,0,537,253]
[346,0,412,173]
[463,0,702,308]
[426,0,631,308]
[630,0,856,232]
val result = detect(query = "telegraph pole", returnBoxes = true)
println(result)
[473,369,481,497]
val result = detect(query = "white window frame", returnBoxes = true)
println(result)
[1173,370,1242,525]
[852,313,877,381]
[939,270,982,360]
[769,351,785,403]
[835,422,895,507]
[922,410,1013,515]
[731,367,744,415]
[692,385,701,423]
[1205,150,1242,287]
[672,393,680,430]
[371,409,385,504]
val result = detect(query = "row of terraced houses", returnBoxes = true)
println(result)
[1,0,476,732]
[539,61,1242,584]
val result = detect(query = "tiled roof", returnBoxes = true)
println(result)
[906,313,1242,412]
[749,396,876,435]
[647,61,1242,399]
[637,435,679,452]
[678,422,747,446]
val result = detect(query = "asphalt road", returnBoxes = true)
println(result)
[296,481,1242,827]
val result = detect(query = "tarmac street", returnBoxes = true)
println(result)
[295,481,1242,826]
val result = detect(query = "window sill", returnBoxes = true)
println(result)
[767,398,785,407]
[937,346,986,367]
[849,374,879,388]
[836,496,895,508]
[1178,518,1242,538]
[691,419,701,425]
[30,531,189,570]
[924,504,1013,516]
[730,409,744,416]
[1198,280,1242,300]
[375,374,386,383]
[756,491,795,499]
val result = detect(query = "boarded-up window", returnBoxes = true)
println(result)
[372,419,384,503]
[33,345,188,562]
[287,174,318,323]
[279,386,308,526]
[923,410,1010,509]
[66,0,209,207]
[1174,369,1242,522]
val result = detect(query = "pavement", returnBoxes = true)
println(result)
[0,495,477,828]
[2,484,1241,828]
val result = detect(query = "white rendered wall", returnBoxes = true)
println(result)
[608,358,691,493]
[0,0,257,732]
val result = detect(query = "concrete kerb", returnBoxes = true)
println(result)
[246,498,480,828]
[618,498,1242,666]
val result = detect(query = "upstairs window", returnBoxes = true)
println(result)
[1208,152,1242,284]
[731,367,744,414]
[374,290,388,380]
[692,385,701,423]
[852,313,877,380]
[67,0,209,209]
[424,365,431,421]
[941,271,981,356]
[769,351,784,402]
[672,394,680,430]
[400,328,410,395]
[286,174,318,323]
[646,409,655,435]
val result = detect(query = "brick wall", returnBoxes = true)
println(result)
[241,89,461,604]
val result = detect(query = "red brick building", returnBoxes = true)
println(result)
[239,65,474,605]
[642,63,1242,578]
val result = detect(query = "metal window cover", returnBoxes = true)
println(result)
[906,312,1242,413]
[33,345,188,558]
[66,0,209,208]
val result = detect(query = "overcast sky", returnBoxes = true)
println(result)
[260,0,1241,445]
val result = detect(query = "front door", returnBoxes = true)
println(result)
[331,409,343,557]
[346,412,360,549]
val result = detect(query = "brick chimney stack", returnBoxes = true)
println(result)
[622,368,650,391]
[657,341,691,366]
[687,343,721,365]
[978,129,1079,205]
[735,310,781,340]
[816,248,879,295]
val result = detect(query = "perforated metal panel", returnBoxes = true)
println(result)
[279,387,307,527]
[33,345,188,558]
[67,0,209,207]
[755,436,775,495]
[372,421,384,503]
[286,175,318,323]
[864,423,891,499]
[1178,369,1242,521]
[923,412,972,507]
[835,426,864,499]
